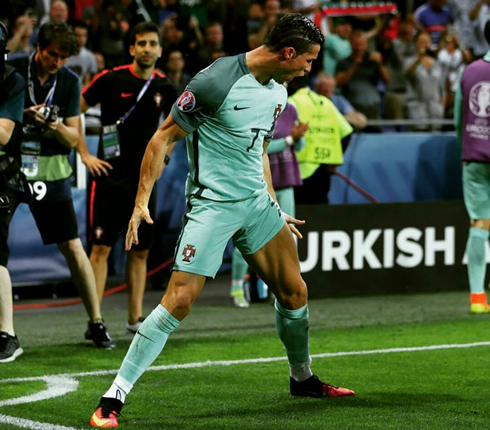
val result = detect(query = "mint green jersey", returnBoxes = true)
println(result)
[171,54,287,202]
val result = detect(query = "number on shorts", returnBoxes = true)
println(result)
[29,181,47,201]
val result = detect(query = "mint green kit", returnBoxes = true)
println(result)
[170,54,288,277]
[463,162,490,220]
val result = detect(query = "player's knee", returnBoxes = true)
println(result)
[276,279,308,310]
[90,244,112,262]
[58,238,83,257]
[129,249,149,262]
[163,287,195,318]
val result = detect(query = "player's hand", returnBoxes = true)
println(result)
[42,117,60,135]
[24,104,46,128]
[291,122,308,141]
[82,153,113,177]
[284,213,305,240]
[125,206,153,250]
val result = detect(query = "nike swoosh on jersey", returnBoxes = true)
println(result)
[121,93,134,98]
[234,105,250,111]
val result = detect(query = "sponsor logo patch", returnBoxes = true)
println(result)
[177,91,196,112]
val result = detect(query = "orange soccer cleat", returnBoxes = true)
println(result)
[290,375,355,398]
[90,397,124,428]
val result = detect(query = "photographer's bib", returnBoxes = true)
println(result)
[21,140,41,178]
[27,177,72,203]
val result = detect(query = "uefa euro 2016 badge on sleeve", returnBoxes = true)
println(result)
[101,124,121,160]
[20,141,41,177]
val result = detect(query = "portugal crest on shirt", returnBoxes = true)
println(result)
[182,244,196,262]
[177,91,196,112]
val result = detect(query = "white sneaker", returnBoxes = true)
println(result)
[126,317,145,335]
[231,291,250,308]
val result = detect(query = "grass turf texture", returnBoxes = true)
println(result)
[0,289,489,429]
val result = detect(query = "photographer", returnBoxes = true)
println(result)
[8,21,116,350]
[0,22,28,362]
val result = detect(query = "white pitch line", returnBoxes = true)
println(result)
[0,376,79,407]
[0,414,80,430]
[1,341,490,430]
[1,340,489,384]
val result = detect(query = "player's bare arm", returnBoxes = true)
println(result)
[125,114,187,250]
[46,115,80,148]
[262,140,305,239]
[76,95,113,176]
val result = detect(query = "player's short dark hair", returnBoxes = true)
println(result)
[485,20,490,45]
[37,21,79,56]
[130,22,161,46]
[265,13,324,55]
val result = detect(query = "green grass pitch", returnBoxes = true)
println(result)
[0,286,489,430]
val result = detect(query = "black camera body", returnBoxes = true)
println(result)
[41,105,60,123]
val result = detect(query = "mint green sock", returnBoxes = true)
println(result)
[275,300,310,367]
[117,304,179,386]
[466,227,489,294]
[231,247,248,293]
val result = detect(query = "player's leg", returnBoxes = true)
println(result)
[124,189,157,332]
[58,237,102,321]
[126,249,149,330]
[463,162,490,313]
[110,271,206,397]
[238,192,353,398]
[0,189,17,337]
[467,219,490,313]
[0,266,22,363]
[89,244,112,304]
[91,196,240,426]
[230,247,249,307]
[0,190,22,362]
[0,267,13,336]
[89,179,121,304]
[30,199,115,349]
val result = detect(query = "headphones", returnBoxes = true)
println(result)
[0,21,9,81]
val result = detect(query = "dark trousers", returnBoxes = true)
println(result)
[295,164,331,205]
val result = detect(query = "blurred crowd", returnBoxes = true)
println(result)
[1,0,489,130]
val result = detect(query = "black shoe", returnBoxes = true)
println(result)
[85,322,117,349]
[0,331,23,363]
[90,397,124,427]
[290,375,355,398]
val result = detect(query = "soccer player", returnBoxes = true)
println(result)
[90,14,355,428]
[77,22,176,335]
[454,19,490,314]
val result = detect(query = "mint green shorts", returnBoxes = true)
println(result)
[173,191,285,278]
[463,162,490,220]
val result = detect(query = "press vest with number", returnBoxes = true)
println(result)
[461,58,490,162]
[289,88,343,165]
[9,54,80,182]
